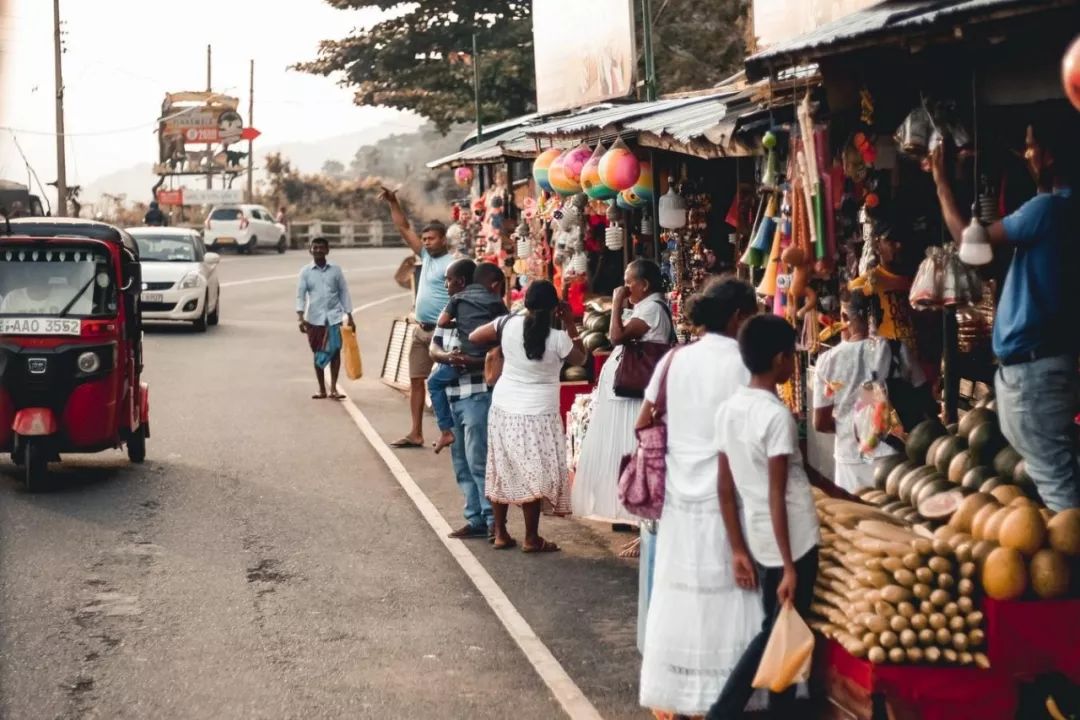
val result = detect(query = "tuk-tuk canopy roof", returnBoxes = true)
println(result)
[4,218,139,255]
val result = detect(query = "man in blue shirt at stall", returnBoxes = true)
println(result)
[933,118,1078,510]
[380,186,456,449]
[296,236,355,400]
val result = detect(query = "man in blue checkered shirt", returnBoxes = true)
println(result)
[430,323,494,539]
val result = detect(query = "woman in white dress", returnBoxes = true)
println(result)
[471,280,587,552]
[638,277,766,718]
[573,260,674,540]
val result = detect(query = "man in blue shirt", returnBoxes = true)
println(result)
[296,237,355,400]
[934,120,1079,510]
[380,187,455,448]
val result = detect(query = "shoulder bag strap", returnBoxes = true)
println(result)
[495,311,517,344]
[652,348,679,423]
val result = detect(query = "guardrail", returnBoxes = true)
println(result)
[286,220,406,249]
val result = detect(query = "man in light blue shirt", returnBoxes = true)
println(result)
[380,187,455,448]
[296,237,355,400]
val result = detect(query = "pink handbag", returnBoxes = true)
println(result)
[617,348,677,520]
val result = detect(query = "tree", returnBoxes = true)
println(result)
[296,1,535,133]
[322,159,346,177]
[651,0,750,92]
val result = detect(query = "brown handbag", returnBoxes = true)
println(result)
[612,303,676,399]
[483,314,515,386]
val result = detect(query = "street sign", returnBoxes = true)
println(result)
[180,188,243,206]
[156,189,183,206]
[240,127,261,141]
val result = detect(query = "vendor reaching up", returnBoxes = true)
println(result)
[932,119,1079,511]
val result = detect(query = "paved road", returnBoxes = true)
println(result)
[0,248,645,719]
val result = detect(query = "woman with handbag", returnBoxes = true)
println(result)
[572,259,674,555]
[470,280,587,552]
[638,277,767,718]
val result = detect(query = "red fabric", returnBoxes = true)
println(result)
[564,277,587,316]
[984,598,1080,682]
[559,381,592,428]
[825,640,1017,720]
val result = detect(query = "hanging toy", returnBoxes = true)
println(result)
[1065,34,1080,112]
[582,143,618,200]
[454,166,474,188]
[532,148,562,193]
[761,131,780,189]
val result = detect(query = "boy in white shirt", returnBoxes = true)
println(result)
[707,315,850,719]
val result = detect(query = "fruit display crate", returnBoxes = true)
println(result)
[983,598,1080,682]
[820,639,1017,720]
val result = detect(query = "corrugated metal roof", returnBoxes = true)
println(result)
[426,126,537,169]
[624,91,741,143]
[745,0,1072,79]
[523,97,707,138]
[460,112,541,146]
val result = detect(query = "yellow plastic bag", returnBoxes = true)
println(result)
[340,324,363,380]
[751,602,815,693]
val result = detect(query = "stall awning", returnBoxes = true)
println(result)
[522,98,706,141]
[744,0,1077,80]
[426,126,538,169]
[459,112,541,148]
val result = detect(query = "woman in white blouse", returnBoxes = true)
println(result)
[638,277,766,717]
[471,280,587,553]
[573,259,674,545]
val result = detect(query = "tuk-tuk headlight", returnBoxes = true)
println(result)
[77,351,101,374]
[179,271,205,289]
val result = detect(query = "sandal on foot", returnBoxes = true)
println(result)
[390,437,424,449]
[312,393,327,400]
[492,538,517,550]
[447,525,488,539]
[618,537,642,559]
[522,539,560,554]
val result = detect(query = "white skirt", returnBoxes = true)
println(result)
[486,406,571,515]
[639,489,767,716]
[572,355,642,524]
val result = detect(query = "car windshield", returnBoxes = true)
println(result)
[210,208,242,221]
[0,245,116,317]
[135,235,198,262]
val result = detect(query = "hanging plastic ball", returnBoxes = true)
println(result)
[582,143,617,200]
[533,148,562,192]
[548,151,580,196]
[617,188,644,210]
[1064,34,1080,112]
[631,161,654,203]
[598,138,641,191]
[454,166,474,188]
[762,131,778,150]
[562,144,592,187]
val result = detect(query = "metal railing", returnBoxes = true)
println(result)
[285,220,406,249]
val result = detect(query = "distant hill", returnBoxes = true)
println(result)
[80,121,426,207]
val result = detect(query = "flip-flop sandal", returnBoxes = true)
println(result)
[311,394,327,400]
[492,538,517,550]
[329,393,346,401]
[522,539,560,554]
[390,438,424,448]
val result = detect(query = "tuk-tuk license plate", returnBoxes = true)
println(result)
[142,293,164,303]
[0,317,81,336]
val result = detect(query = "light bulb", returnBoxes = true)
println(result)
[658,185,686,230]
[959,215,993,266]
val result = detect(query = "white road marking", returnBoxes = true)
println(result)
[340,392,603,720]
[221,265,400,288]
[353,292,411,313]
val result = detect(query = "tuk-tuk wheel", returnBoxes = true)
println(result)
[23,441,47,491]
[127,425,147,464]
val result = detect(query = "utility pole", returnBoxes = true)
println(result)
[52,0,68,215]
[206,44,213,191]
[472,33,483,141]
[246,59,255,203]
[641,0,657,101]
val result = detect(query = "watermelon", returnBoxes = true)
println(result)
[925,436,950,469]
[969,422,1007,466]
[962,466,997,491]
[934,436,967,475]
[917,477,954,506]
[958,407,996,438]
[911,472,947,506]
[919,489,966,520]
[906,420,948,464]
[993,447,1023,479]
[980,477,1008,494]
[901,466,939,504]
[948,449,977,484]
[886,461,916,498]
[874,455,907,490]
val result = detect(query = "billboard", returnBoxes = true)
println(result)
[532,0,636,115]
[753,0,884,50]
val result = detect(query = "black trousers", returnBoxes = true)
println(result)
[705,546,819,719]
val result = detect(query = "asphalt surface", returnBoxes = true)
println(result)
[0,248,646,719]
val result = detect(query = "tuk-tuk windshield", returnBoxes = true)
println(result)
[0,246,117,317]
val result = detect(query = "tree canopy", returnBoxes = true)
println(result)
[297,0,748,133]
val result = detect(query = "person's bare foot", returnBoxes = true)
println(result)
[433,430,455,454]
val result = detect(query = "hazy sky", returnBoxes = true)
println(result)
[0,0,421,203]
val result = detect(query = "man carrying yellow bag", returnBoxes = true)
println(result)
[296,237,356,399]
[340,324,362,380]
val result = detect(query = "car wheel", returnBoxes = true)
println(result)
[208,294,220,326]
[277,236,287,254]
[127,424,147,463]
[193,297,209,332]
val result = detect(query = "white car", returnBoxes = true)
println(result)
[127,227,221,332]
[203,204,287,254]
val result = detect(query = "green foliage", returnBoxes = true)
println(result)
[651,0,750,93]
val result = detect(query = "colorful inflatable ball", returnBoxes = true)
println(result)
[532,148,562,192]
[581,144,617,200]
[599,138,641,192]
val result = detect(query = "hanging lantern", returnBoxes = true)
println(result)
[959,209,993,266]
[562,144,592,188]
[568,252,588,275]
[1064,34,1080,112]
[582,143,618,200]
[658,182,687,229]
[453,166,474,188]
[532,148,562,192]
[631,161,654,203]
[605,225,624,251]
[598,137,641,191]
[640,214,653,236]
[548,151,580,196]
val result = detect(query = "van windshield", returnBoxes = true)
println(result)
[0,246,116,317]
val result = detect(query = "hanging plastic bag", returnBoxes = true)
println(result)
[910,247,944,309]
[751,602,815,693]
[340,324,363,380]
[852,378,901,457]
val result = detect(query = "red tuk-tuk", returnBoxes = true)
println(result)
[0,218,149,490]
